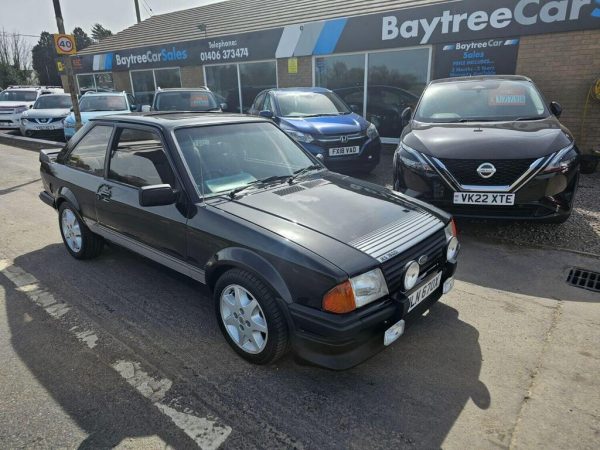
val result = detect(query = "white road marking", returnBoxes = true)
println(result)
[114,360,232,449]
[0,258,232,449]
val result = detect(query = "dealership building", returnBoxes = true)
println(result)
[70,0,600,149]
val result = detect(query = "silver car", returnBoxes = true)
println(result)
[20,94,72,137]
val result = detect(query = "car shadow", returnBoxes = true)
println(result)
[7,243,491,449]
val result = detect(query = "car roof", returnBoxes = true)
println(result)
[430,75,533,85]
[268,87,332,94]
[83,91,127,97]
[89,112,268,129]
[156,88,210,92]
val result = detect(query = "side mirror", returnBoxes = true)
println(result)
[349,104,360,114]
[70,107,74,112]
[259,110,274,119]
[130,104,137,112]
[139,184,177,207]
[550,101,562,118]
[29,104,33,109]
[220,102,228,111]
[401,107,413,128]
[141,105,151,113]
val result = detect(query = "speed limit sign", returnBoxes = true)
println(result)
[53,34,77,55]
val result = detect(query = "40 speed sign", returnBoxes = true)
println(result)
[54,34,77,55]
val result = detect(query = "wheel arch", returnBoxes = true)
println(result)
[56,187,80,212]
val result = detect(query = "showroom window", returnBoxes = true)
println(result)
[315,47,431,142]
[205,60,277,113]
[131,67,181,107]
[76,72,114,95]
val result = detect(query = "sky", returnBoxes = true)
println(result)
[0,0,227,42]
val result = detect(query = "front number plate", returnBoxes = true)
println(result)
[34,124,58,130]
[453,192,515,206]
[408,272,442,313]
[329,146,359,156]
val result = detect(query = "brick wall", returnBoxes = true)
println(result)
[181,66,205,87]
[517,30,600,154]
[277,56,313,88]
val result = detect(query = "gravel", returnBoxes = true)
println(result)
[358,146,600,256]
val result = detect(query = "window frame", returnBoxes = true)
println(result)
[106,123,181,191]
[129,67,182,106]
[76,72,114,94]
[62,123,115,177]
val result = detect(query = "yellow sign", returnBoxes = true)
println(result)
[53,34,76,55]
[288,57,298,74]
[56,60,65,72]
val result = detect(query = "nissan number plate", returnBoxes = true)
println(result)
[34,124,58,130]
[453,192,515,206]
[329,146,359,156]
[408,272,442,313]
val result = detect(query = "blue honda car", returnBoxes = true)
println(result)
[248,87,382,173]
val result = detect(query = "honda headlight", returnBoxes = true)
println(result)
[367,123,379,139]
[399,143,434,173]
[284,128,314,143]
[541,145,578,174]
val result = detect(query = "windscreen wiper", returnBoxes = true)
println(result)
[228,175,291,199]
[515,116,546,121]
[287,165,322,184]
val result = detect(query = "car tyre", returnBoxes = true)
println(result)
[58,201,104,259]
[215,269,290,365]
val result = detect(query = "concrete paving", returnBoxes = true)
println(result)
[0,143,598,449]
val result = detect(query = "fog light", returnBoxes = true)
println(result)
[404,261,420,291]
[443,277,455,294]
[384,320,405,346]
[447,236,459,263]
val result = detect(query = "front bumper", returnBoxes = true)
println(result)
[396,160,580,221]
[289,262,457,370]
[300,137,382,172]
[20,119,65,136]
[0,112,23,128]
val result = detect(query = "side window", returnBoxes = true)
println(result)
[127,94,136,109]
[264,94,274,113]
[108,127,175,188]
[65,125,112,176]
[252,92,266,112]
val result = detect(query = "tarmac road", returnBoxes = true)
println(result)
[0,143,598,449]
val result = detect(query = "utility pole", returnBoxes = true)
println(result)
[134,0,141,23]
[52,0,82,129]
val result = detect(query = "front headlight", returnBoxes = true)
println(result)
[21,118,28,124]
[367,123,379,139]
[404,261,420,291]
[284,128,314,143]
[14,106,28,114]
[323,268,389,314]
[541,145,578,174]
[399,143,434,173]
[444,220,460,263]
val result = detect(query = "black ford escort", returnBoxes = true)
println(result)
[39,113,459,369]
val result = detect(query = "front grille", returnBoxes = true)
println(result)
[316,133,367,149]
[34,118,63,124]
[380,230,447,293]
[440,158,536,186]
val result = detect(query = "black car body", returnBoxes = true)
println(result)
[39,113,458,369]
[394,76,580,222]
[248,87,382,173]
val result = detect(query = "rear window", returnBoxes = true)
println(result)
[154,91,218,111]
[80,95,127,112]
[0,90,37,102]
[415,80,548,123]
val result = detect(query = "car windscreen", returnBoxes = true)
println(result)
[79,95,127,112]
[34,95,72,109]
[0,90,37,102]
[276,92,351,117]
[154,91,218,111]
[415,80,548,123]
[175,122,315,195]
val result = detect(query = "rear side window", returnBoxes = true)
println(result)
[65,125,112,176]
[252,92,266,112]
[108,128,175,188]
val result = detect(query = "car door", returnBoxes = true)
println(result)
[58,124,114,223]
[95,124,188,260]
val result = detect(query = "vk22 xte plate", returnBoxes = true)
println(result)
[453,192,515,206]
[408,272,442,313]
[329,146,359,157]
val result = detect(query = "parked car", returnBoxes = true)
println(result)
[39,112,459,369]
[249,87,382,173]
[147,87,224,112]
[394,75,581,223]
[20,93,73,138]
[0,85,64,129]
[63,91,137,140]
[335,85,419,139]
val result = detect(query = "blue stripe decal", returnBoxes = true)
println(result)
[313,18,347,55]
[104,53,113,70]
